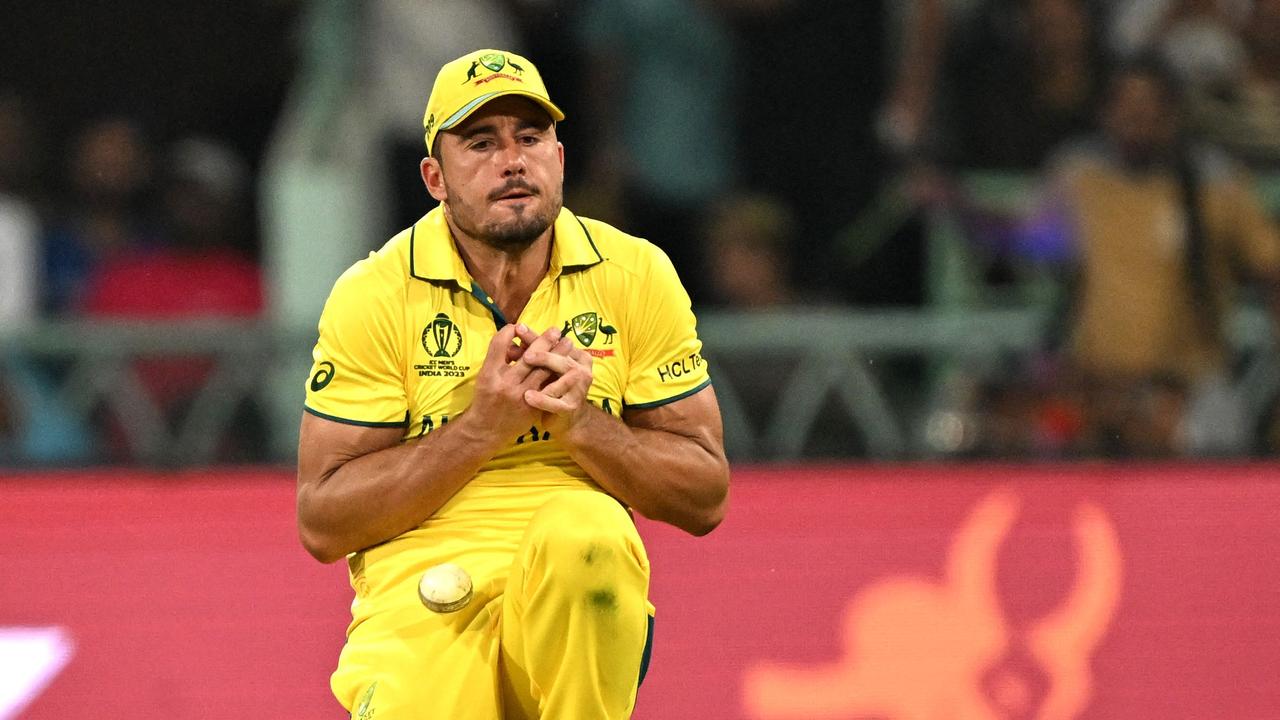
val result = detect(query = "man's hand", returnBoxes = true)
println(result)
[516,324,595,435]
[512,325,728,537]
[465,323,572,441]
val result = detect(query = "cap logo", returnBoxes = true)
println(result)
[462,53,526,84]
[424,113,436,136]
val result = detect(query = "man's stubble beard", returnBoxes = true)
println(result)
[445,184,563,252]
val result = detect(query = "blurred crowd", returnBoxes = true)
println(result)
[0,106,266,462]
[881,0,1280,458]
[3,0,1280,463]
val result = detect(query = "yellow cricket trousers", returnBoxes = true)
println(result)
[331,491,654,719]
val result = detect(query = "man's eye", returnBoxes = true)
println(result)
[470,140,492,151]
[518,135,538,146]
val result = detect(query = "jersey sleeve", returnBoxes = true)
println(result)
[622,246,711,409]
[304,260,409,427]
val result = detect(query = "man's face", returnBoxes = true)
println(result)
[425,96,564,251]
[74,118,151,205]
[1102,73,1177,165]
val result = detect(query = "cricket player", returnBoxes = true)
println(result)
[296,48,730,719]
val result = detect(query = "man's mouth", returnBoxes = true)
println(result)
[492,184,538,202]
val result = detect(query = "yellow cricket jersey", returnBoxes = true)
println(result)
[303,205,709,604]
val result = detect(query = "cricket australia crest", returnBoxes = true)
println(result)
[563,311,617,357]
[570,312,599,346]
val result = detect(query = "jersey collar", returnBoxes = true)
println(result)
[409,205,603,286]
[549,207,605,277]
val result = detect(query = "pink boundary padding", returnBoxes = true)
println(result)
[3,464,1279,719]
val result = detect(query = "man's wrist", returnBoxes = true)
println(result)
[558,402,612,451]
[448,410,515,455]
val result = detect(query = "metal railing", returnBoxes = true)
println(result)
[2,307,1274,467]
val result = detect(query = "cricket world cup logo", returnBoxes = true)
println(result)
[422,313,463,358]
[744,491,1123,720]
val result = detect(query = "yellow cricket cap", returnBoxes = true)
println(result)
[423,49,565,157]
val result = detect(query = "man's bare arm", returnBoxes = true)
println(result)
[297,412,503,563]
[565,388,729,535]
[296,325,567,563]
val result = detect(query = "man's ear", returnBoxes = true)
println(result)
[422,156,447,202]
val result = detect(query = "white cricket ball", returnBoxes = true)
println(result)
[418,562,474,613]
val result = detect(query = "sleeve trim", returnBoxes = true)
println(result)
[625,378,712,410]
[304,405,410,428]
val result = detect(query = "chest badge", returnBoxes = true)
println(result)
[564,312,616,357]
[416,313,470,378]
[423,313,463,357]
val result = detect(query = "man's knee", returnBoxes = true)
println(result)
[528,492,647,584]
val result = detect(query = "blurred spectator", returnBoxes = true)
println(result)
[42,117,160,315]
[878,0,948,162]
[934,0,1107,169]
[1108,0,1250,81]
[0,93,92,465]
[1012,60,1280,456]
[704,194,801,309]
[1154,0,1248,87]
[1183,0,1280,167]
[80,137,264,462]
[573,0,746,304]
[82,137,260,318]
[0,94,42,455]
[0,92,42,327]
[866,0,1103,310]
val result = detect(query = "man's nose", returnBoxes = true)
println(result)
[499,142,527,176]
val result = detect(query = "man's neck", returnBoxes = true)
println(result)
[451,226,553,323]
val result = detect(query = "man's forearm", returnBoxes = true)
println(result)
[560,405,729,536]
[297,414,504,562]
[298,325,577,563]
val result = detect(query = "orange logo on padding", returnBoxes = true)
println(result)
[743,492,1122,720]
